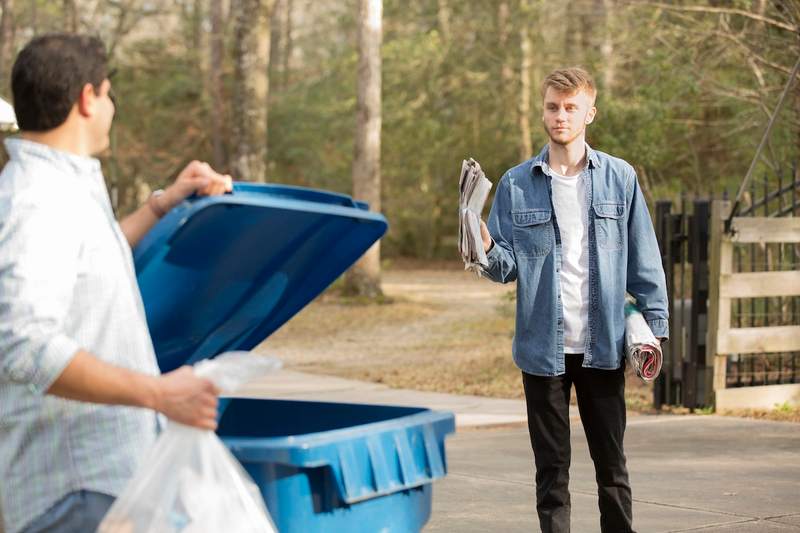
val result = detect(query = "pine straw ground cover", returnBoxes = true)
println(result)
[256,261,798,422]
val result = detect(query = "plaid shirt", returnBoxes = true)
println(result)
[0,139,159,533]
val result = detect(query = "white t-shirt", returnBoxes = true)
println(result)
[550,167,589,353]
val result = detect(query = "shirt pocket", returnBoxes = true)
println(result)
[593,202,625,251]
[511,208,553,257]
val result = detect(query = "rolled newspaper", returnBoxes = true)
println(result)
[624,302,662,382]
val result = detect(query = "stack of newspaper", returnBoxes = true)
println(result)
[458,158,493,274]
[624,302,663,382]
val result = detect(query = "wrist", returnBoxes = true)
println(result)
[142,375,163,412]
[160,185,184,212]
[147,189,168,219]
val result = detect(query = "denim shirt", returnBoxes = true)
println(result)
[483,144,668,376]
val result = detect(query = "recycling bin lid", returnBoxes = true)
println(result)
[134,182,388,372]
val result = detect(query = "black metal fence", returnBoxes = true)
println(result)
[654,197,710,409]
[653,165,800,409]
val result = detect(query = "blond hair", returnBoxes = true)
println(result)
[541,67,597,102]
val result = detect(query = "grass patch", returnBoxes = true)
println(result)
[718,404,800,423]
[267,293,437,343]
[303,355,526,399]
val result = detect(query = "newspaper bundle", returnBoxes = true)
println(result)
[458,158,493,274]
[624,302,663,382]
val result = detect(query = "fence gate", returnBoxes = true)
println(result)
[708,200,800,409]
[654,171,800,410]
[654,198,711,409]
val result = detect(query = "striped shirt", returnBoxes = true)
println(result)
[0,138,159,533]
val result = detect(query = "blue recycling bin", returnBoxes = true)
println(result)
[134,182,456,532]
[217,399,454,532]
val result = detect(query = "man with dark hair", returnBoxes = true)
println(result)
[11,34,110,132]
[478,67,668,533]
[0,34,233,533]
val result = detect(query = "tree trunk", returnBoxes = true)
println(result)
[231,0,275,182]
[267,0,292,92]
[191,0,204,65]
[600,0,614,97]
[63,0,77,32]
[436,0,450,40]
[269,0,282,91]
[209,0,227,170]
[344,0,383,298]
[282,0,292,88]
[0,0,13,96]
[518,0,533,160]
[497,1,513,88]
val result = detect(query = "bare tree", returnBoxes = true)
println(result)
[269,0,282,91]
[63,0,78,32]
[231,0,276,181]
[436,0,450,41]
[600,0,615,96]
[644,0,800,173]
[0,0,13,96]
[268,0,293,92]
[498,1,513,89]
[518,0,533,160]
[209,0,226,170]
[281,0,292,88]
[191,0,204,62]
[344,0,383,298]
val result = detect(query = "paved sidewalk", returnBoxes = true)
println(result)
[237,369,532,428]
[240,369,800,532]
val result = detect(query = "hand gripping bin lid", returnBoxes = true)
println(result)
[134,183,456,533]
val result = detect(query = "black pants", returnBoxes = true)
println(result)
[522,354,635,533]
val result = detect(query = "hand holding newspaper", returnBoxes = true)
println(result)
[624,302,663,382]
[458,158,493,275]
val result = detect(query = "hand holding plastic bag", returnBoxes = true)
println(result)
[98,352,282,533]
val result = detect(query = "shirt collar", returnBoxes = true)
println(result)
[4,137,102,176]
[530,142,601,176]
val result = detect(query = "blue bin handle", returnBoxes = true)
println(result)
[331,419,451,504]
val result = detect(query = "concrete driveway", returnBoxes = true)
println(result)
[240,369,798,532]
[427,415,800,532]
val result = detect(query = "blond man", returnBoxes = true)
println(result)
[479,68,668,533]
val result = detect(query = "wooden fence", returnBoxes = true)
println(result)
[707,200,800,409]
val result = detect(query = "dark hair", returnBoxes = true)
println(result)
[11,33,108,131]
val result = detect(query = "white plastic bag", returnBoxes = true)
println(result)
[98,352,282,533]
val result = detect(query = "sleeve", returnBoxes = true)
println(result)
[482,173,518,284]
[0,191,82,393]
[624,170,669,339]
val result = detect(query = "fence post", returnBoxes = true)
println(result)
[707,200,732,406]
[654,200,673,408]
[690,199,710,406]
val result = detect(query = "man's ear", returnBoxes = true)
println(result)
[76,83,96,118]
[585,106,597,125]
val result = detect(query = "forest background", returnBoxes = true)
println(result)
[0,0,797,262]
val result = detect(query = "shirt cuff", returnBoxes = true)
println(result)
[486,239,501,260]
[646,318,669,341]
[7,334,81,394]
